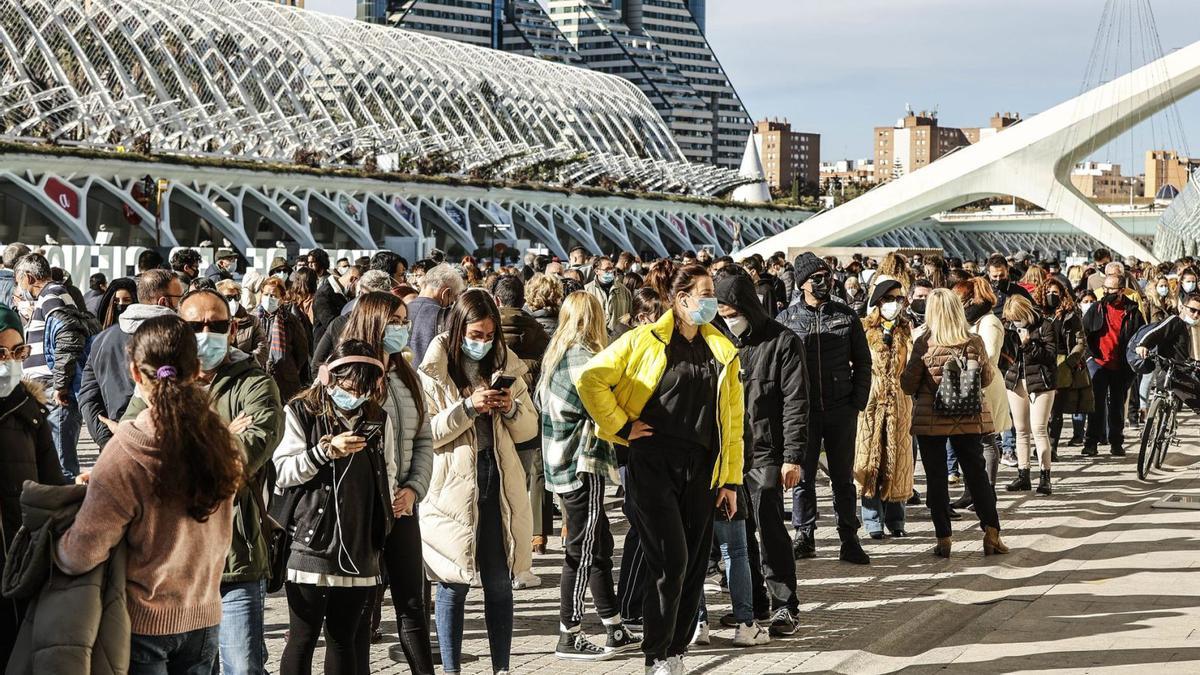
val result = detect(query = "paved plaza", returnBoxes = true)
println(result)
[76,422,1200,674]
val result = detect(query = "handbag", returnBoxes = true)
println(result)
[251,466,290,594]
[1055,354,1073,389]
[933,345,983,416]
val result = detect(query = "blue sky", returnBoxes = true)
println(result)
[305,0,1200,166]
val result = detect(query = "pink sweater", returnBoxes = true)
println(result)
[56,410,234,636]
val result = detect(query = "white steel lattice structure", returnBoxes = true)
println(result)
[1155,168,1200,260]
[0,0,744,195]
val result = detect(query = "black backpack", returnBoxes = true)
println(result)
[934,345,983,416]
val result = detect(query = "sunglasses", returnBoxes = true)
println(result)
[185,319,231,334]
[0,345,32,361]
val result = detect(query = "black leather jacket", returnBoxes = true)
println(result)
[776,298,872,412]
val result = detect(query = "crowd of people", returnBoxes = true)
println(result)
[0,240,1197,675]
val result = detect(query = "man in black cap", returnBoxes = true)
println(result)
[715,268,808,635]
[777,252,873,565]
[205,248,238,283]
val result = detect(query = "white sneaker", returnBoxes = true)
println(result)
[646,658,672,675]
[511,570,541,589]
[667,655,685,674]
[690,620,709,645]
[731,621,771,647]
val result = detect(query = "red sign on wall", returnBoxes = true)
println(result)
[44,177,80,218]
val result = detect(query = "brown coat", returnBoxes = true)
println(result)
[901,333,996,436]
[853,320,915,502]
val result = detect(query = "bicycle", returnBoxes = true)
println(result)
[1137,356,1200,480]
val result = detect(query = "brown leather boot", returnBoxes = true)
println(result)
[532,535,547,555]
[983,526,1009,555]
[933,537,952,558]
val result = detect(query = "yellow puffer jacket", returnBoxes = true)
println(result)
[575,309,745,487]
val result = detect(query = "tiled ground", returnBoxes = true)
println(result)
[78,418,1200,674]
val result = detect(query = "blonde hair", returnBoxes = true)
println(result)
[537,292,607,401]
[526,274,564,312]
[1002,294,1038,325]
[925,288,972,346]
[215,279,241,296]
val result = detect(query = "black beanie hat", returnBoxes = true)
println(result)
[792,252,829,287]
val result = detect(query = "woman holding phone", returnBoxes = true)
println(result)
[577,264,745,675]
[417,289,539,675]
[272,340,394,675]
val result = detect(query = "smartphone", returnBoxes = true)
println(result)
[490,373,517,391]
[357,421,384,445]
[718,501,731,521]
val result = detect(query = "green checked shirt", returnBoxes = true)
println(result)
[539,344,619,494]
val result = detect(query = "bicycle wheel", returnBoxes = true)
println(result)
[1138,397,1162,480]
[1153,400,1177,471]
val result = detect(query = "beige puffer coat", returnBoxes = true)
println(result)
[417,335,537,585]
[971,313,1012,433]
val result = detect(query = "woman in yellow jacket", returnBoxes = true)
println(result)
[577,264,744,675]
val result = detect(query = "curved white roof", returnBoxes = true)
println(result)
[0,0,741,194]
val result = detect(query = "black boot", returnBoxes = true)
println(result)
[1036,470,1052,495]
[951,482,974,509]
[839,537,871,565]
[792,530,816,560]
[1006,468,1032,492]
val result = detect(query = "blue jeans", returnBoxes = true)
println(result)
[130,626,219,675]
[945,440,959,477]
[45,394,81,478]
[698,519,753,625]
[860,496,905,535]
[435,450,512,673]
[214,580,266,675]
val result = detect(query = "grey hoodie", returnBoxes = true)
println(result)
[78,303,175,448]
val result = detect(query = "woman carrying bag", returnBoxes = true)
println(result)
[1000,295,1059,495]
[1036,278,1092,462]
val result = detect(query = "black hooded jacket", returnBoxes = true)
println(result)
[716,273,809,467]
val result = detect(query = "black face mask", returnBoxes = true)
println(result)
[910,298,927,316]
[964,302,990,323]
[808,275,831,301]
[113,303,130,319]
[1045,294,1062,310]
[992,278,1012,294]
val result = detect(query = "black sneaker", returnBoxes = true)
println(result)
[1082,443,1098,457]
[839,539,871,565]
[719,612,739,628]
[605,624,641,653]
[768,607,800,637]
[1110,444,1126,457]
[793,531,816,560]
[907,489,923,506]
[556,631,613,661]
[947,506,963,521]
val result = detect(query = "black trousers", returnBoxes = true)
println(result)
[746,465,799,612]
[559,473,619,628]
[625,442,716,665]
[384,511,435,675]
[281,583,372,675]
[792,405,861,540]
[616,465,646,623]
[917,434,1000,539]
[1088,367,1132,448]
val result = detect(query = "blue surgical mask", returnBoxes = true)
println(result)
[0,360,22,398]
[598,271,615,285]
[330,386,368,411]
[688,296,718,325]
[196,332,229,371]
[462,338,493,361]
[261,296,280,313]
[383,325,410,354]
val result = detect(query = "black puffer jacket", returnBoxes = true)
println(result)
[1082,294,1145,370]
[1137,314,1194,364]
[0,381,69,555]
[1000,313,1059,393]
[716,274,808,468]
[777,297,872,412]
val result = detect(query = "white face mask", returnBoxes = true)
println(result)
[1079,302,1094,314]
[725,314,750,337]
[880,301,901,321]
[1184,313,1199,327]
[261,296,280,313]
[1185,281,1197,294]
[0,360,21,398]
[1157,286,1170,298]
[227,299,240,315]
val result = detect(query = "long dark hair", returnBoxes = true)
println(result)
[445,288,508,389]
[97,277,138,330]
[127,315,244,522]
[289,267,318,303]
[340,291,425,419]
[297,340,386,415]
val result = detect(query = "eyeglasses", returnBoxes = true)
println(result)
[222,295,239,302]
[185,319,231,334]
[1184,305,1200,315]
[0,345,31,361]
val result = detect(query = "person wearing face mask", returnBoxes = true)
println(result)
[216,279,266,358]
[1135,293,1200,379]
[998,295,1059,494]
[336,292,435,673]
[0,305,70,667]
[776,252,873,565]
[1081,275,1145,457]
[313,262,360,347]
[79,270,182,451]
[986,255,1033,318]
[908,280,934,333]
[1145,274,1177,323]
[852,279,915,539]
[586,255,634,337]
[94,277,138,331]
[272,341,391,675]
[714,268,807,639]
[205,248,239,283]
[125,289,283,675]
[577,264,743,675]
[250,276,311,402]
[1038,278,1090,463]
[407,262,466,365]
[417,289,540,675]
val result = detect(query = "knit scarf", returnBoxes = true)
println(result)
[257,306,288,365]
